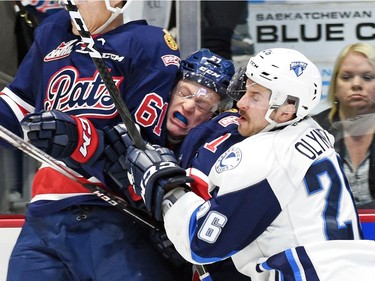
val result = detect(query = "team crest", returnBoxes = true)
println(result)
[290,61,307,77]
[44,39,78,62]
[163,29,178,51]
[215,147,242,173]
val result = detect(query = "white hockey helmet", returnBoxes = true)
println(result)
[228,48,322,131]
[249,48,321,129]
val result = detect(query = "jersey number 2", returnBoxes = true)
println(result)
[304,158,354,240]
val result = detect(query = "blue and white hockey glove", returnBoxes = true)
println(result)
[103,123,146,208]
[126,144,193,220]
[21,110,103,164]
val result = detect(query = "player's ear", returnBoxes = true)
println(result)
[275,103,296,123]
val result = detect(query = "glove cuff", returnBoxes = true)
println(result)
[162,187,188,217]
[70,116,100,164]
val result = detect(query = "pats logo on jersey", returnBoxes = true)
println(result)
[215,147,242,173]
[44,67,122,117]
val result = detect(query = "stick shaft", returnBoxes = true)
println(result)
[63,0,145,150]
[61,2,212,279]
[0,125,159,229]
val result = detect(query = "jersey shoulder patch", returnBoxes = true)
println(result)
[214,146,242,173]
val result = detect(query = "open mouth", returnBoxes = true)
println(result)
[174,111,188,126]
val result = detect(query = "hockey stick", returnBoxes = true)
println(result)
[0,125,212,281]
[0,128,213,281]
[62,0,145,151]
[62,2,212,279]
[0,125,160,230]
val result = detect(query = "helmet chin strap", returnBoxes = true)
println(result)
[93,0,133,34]
[93,9,122,34]
[260,107,278,133]
[260,106,300,133]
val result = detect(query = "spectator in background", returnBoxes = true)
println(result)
[314,43,375,208]
[201,1,248,60]
[231,4,254,58]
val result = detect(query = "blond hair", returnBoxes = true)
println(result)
[327,43,375,122]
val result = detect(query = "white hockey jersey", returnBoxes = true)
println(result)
[164,117,363,281]
[258,240,375,281]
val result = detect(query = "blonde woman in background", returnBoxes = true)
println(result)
[314,43,375,208]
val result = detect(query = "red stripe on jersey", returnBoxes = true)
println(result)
[0,91,31,117]
[31,167,91,198]
[189,174,211,200]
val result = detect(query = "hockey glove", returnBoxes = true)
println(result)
[21,110,103,164]
[149,228,188,267]
[103,123,146,208]
[126,144,193,220]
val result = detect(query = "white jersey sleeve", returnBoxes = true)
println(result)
[164,118,363,279]
[257,240,375,281]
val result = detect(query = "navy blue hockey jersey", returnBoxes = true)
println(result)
[176,110,245,199]
[0,10,180,214]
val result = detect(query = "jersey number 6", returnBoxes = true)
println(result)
[135,93,168,136]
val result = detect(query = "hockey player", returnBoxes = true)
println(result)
[172,53,253,201]
[1,1,184,280]
[124,48,365,281]
[98,81,250,281]
[10,15,237,280]
[174,110,248,281]
[84,51,248,280]
[20,48,235,212]
[175,109,245,199]
[96,91,249,281]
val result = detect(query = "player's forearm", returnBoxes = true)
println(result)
[163,191,213,264]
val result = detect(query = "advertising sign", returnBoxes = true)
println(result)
[249,1,375,112]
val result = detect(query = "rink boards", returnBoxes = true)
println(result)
[0,212,374,281]
[1,0,375,280]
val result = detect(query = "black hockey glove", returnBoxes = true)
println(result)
[21,110,103,164]
[149,228,188,267]
[103,123,146,208]
[126,144,193,220]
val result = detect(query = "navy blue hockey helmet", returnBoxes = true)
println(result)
[180,49,235,111]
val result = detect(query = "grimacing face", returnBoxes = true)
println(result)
[166,80,221,140]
